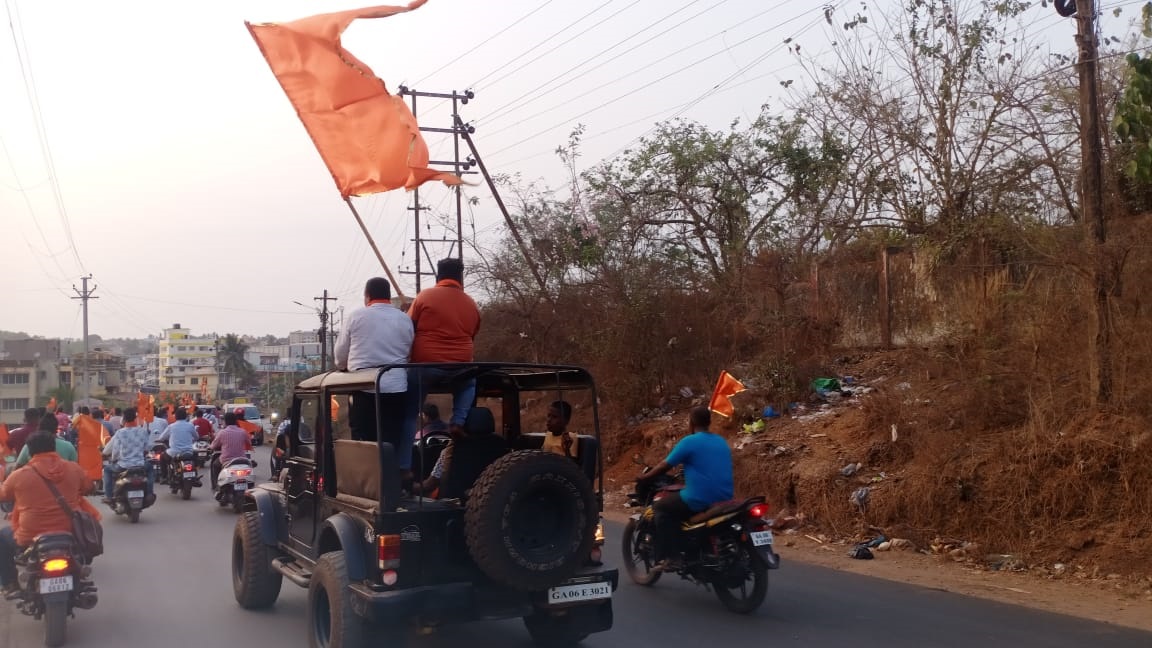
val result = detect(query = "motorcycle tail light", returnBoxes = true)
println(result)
[183,463,194,471]
[378,534,401,570]
[235,469,251,477]
[748,504,768,520]
[43,558,70,573]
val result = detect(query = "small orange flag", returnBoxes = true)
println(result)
[0,423,9,451]
[46,396,57,411]
[708,371,746,418]
[246,1,461,197]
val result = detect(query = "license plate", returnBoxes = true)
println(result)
[751,530,774,546]
[234,482,248,491]
[128,490,144,498]
[547,582,612,604]
[38,576,73,594]
[184,470,196,476]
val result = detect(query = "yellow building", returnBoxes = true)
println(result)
[158,324,223,397]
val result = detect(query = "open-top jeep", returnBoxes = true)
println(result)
[230,362,616,647]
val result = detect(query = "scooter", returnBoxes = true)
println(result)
[192,438,211,469]
[7,532,98,647]
[214,451,255,514]
[109,466,155,523]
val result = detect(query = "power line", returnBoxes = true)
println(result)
[475,0,769,126]
[413,0,560,86]
[5,0,84,273]
[486,5,828,159]
[468,0,619,91]
[472,0,644,93]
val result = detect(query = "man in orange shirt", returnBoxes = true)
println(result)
[403,258,481,473]
[0,432,101,593]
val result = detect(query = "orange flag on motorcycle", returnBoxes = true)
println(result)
[708,371,746,418]
[245,1,461,196]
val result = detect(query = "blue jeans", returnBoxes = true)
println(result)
[0,526,18,587]
[403,367,476,460]
[103,463,154,500]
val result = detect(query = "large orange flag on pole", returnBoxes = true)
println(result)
[245,1,461,196]
[709,371,746,418]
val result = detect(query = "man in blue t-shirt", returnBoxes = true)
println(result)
[635,406,734,568]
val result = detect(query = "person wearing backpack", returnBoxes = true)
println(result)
[0,432,102,594]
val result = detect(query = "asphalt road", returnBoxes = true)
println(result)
[2,444,1150,647]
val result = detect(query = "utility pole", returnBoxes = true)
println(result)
[71,275,98,406]
[314,290,337,372]
[1056,0,1111,404]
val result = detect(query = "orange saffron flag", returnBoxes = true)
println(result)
[709,371,746,418]
[46,396,57,411]
[137,392,155,424]
[245,1,461,197]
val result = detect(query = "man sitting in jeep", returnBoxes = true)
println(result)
[415,407,508,500]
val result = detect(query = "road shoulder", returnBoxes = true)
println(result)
[603,509,1152,632]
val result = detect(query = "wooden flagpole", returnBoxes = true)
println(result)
[343,197,407,301]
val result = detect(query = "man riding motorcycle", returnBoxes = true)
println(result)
[634,406,734,570]
[0,432,101,595]
[157,407,199,482]
[101,407,154,504]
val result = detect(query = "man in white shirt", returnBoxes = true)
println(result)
[334,277,414,467]
[147,407,169,444]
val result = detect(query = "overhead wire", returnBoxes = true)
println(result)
[5,0,84,274]
[474,0,773,126]
[413,0,560,86]
[486,4,829,159]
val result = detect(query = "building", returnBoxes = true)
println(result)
[59,349,127,400]
[0,359,59,426]
[158,324,223,398]
[0,338,62,362]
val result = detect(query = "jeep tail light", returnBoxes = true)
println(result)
[594,519,605,544]
[589,546,602,564]
[43,558,70,573]
[378,534,401,571]
[747,504,768,520]
[381,570,398,586]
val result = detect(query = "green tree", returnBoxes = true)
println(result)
[217,334,257,391]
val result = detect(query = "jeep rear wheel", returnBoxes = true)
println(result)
[466,451,597,591]
[233,511,283,609]
[308,551,367,648]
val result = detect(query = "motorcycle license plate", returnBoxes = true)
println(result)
[234,482,248,491]
[184,470,197,477]
[38,576,73,594]
[750,530,774,546]
[128,490,144,498]
[547,581,612,605]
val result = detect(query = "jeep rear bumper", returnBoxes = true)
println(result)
[348,567,619,627]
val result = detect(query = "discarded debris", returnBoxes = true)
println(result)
[741,419,766,435]
[848,545,874,560]
[678,386,694,398]
[849,486,871,512]
[762,405,780,418]
[840,462,862,477]
[891,424,899,442]
[804,534,825,544]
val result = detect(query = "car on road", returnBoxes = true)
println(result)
[230,363,616,647]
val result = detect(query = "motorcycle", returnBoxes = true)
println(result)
[8,532,98,647]
[167,451,203,500]
[622,457,780,614]
[214,451,255,514]
[148,444,167,484]
[110,466,155,523]
[269,420,288,481]
[192,438,211,469]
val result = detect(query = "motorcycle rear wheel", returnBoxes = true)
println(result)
[44,598,67,647]
[713,546,767,614]
[127,509,140,524]
[181,482,192,500]
[622,519,661,586]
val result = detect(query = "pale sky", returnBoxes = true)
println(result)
[0,0,1127,340]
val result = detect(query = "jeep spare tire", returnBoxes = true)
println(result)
[466,450,597,591]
